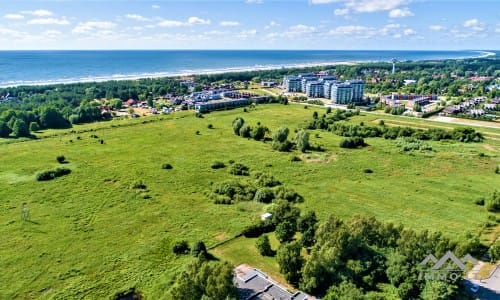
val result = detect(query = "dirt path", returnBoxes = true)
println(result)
[429,116,500,130]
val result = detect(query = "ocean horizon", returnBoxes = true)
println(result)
[0,50,496,88]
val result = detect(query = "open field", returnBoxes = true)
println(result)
[0,104,499,298]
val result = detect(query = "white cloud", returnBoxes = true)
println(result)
[4,14,24,20]
[463,18,485,31]
[312,0,410,13]
[389,8,414,18]
[289,24,317,34]
[328,25,376,37]
[393,33,402,38]
[496,23,500,33]
[334,8,349,16]
[463,18,478,28]
[0,27,22,36]
[236,29,257,39]
[157,20,185,27]
[188,16,211,25]
[220,21,240,27]
[265,21,280,29]
[72,21,117,34]
[380,23,400,35]
[126,14,149,22]
[404,28,416,36]
[429,25,445,31]
[27,17,70,25]
[23,10,53,17]
[246,0,263,4]
[43,30,62,38]
[152,5,160,9]
[311,0,344,3]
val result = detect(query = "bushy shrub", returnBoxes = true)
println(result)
[211,161,226,169]
[256,235,274,256]
[254,172,281,187]
[290,155,301,162]
[131,180,147,190]
[173,240,190,255]
[485,190,499,212]
[191,241,207,257]
[274,186,304,203]
[339,137,366,149]
[207,123,213,129]
[239,125,252,138]
[229,163,250,176]
[254,188,275,203]
[162,163,173,169]
[210,180,256,203]
[36,167,71,181]
[242,221,275,238]
[56,155,66,164]
[363,168,373,173]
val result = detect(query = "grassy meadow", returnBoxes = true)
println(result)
[0,104,499,299]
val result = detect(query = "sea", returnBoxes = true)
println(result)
[0,50,496,88]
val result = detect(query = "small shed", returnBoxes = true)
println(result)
[261,213,272,221]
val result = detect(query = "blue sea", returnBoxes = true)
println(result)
[0,50,496,88]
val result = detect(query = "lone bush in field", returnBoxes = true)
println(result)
[36,167,71,181]
[294,129,310,153]
[232,117,245,136]
[272,126,291,152]
[173,240,190,255]
[211,161,226,169]
[56,155,66,164]
[162,163,173,170]
[485,190,499,212]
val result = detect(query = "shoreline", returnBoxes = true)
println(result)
[0,50,496,89]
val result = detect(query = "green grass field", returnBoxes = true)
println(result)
[0,104,498,299]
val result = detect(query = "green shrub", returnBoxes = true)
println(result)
[162,163,173,170]
[131,180,147,190]
[254,188,275,203]
[211,161,226,169]
[256,235,274,256]
[36,167,71,181]
[474,197,485,206]
[485,190,499,212]
[290,155,301,162]
[229,163,250,176]
[191,241,207,257]
[207,123,213,129]
[363,168,373,173]
[56,155,66,164]
[242,221,275,238]
[173,240,190,255]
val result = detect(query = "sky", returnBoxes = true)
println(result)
[0,0,498,50]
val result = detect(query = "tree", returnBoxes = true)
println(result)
[12,118,30,137]
[420,280,456,300]
[0,120,12,137]
[239,125,252,138]
[488,239,500,262]
[256,235,274,256]
[269,200,300,226]
[277,241,303,285]
[29,122,40,132]
[191,241,207,257]
[294,129,310,153]
[324,281,364,300]
[297,211,318,233]
[251,125,267,141]
[275,220,296,243]
[205,261,238,299]
[272,126,291,152]
[232,117,245,136]
[39,106,68,129]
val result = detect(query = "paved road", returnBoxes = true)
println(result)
[465,265,500,300]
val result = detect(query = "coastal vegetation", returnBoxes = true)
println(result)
[1,57,499,139]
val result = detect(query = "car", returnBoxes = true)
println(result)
[470,284,479,293]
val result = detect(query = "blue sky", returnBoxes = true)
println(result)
[0,0,498,50]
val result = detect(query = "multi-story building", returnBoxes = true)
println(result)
[331,83,353,104]
[305,81,324,98]
[283,76,302,92]
[323,80,339,99]
[301,76,318,92]
[347,80,365,102]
